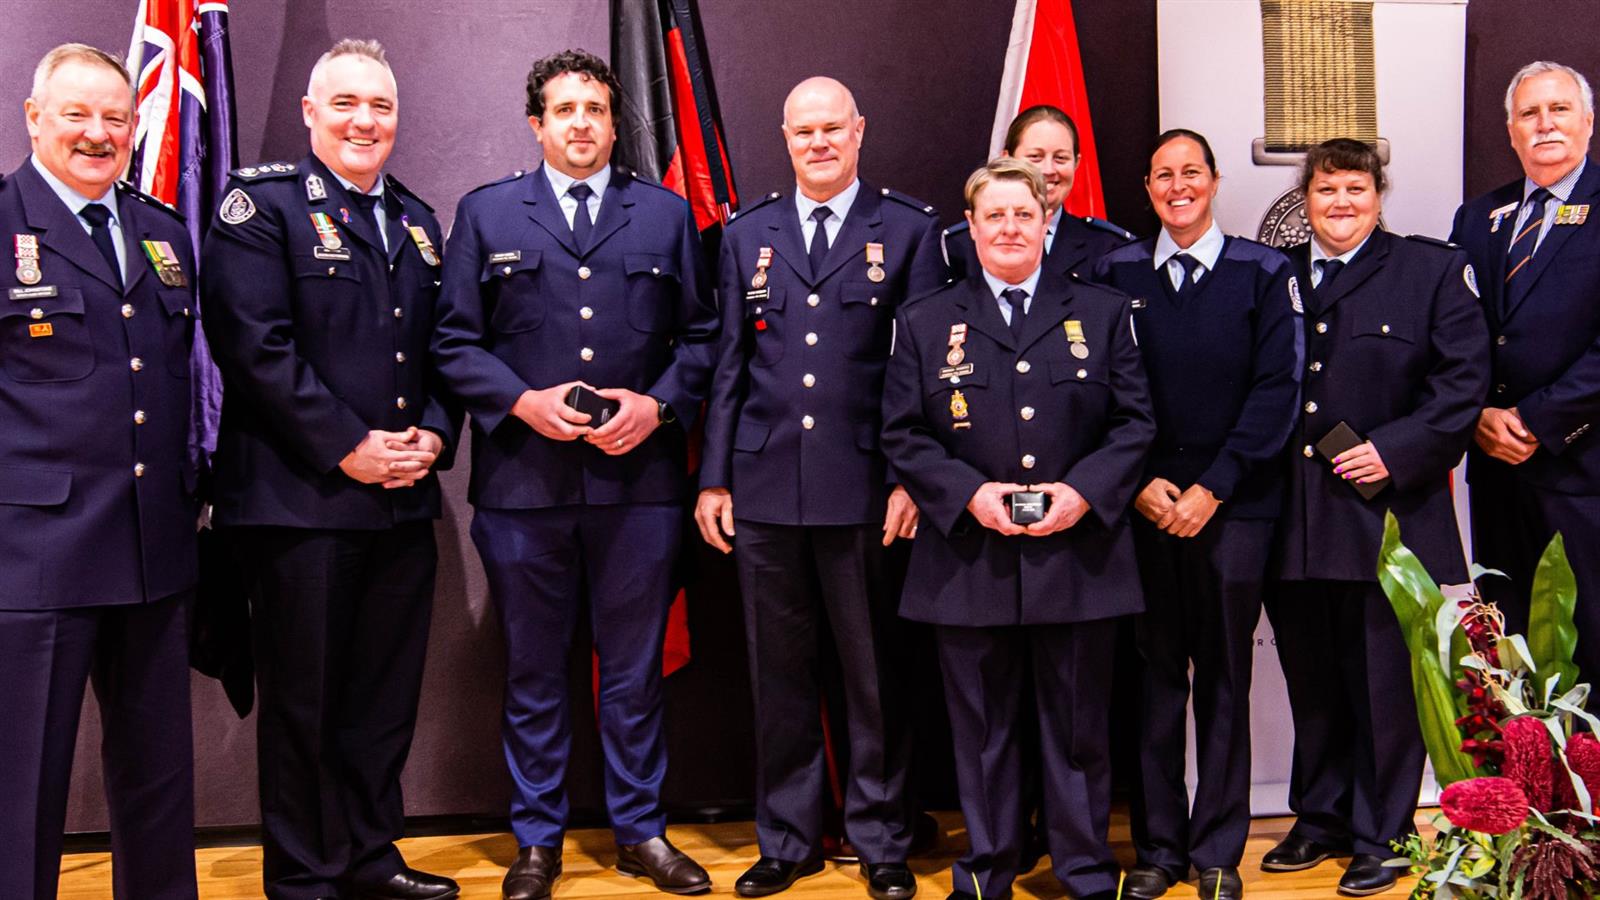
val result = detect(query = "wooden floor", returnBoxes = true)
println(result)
[60,810,1431,898]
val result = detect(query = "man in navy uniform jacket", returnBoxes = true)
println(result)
[0,44,199,900]
[432,49,718,900]
[1450,61,1600,680]
[881,158,1154,900]
[695,76,945,900]
[942,105,1133,281]
[202,40,459,900]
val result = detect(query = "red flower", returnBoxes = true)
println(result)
[1440,777,1531,834]
[1501,716,1556,812]
[1553,732,1600,811]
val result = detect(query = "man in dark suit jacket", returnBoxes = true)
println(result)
[0,44,198,900]
[942,105,1132,281]
[1449,61,1600,679]
[881,158,1155,900]
[694,75,945,900]
[431,49,718,900]
[201,40,459,900]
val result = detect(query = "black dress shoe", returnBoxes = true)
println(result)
[860,862,917,900]
[354,866,460,899]
[1122,865,1175,900]
[503,846,562,900]
[1337,854,1400,896]
[1198,866,1243,900]
[617,836,711,894]
[737,857,826,897]
[1261,834,1337,872]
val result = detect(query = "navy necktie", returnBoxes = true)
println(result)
[1316,258,1345,290]
[348,192,386,251]
[568,182,594,251]
[1505,187,1553,286]
[807,206,833,279]
[79,203,122,291]
[1174,252,1202,296]
[1001,287,1027,338]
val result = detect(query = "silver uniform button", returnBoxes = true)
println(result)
[580,347,595,361]
[1381,324,1391,334]
[805,332,818,346]
[1303,444,1314,458]
[1015,360,1031,374]
[328,267,337,276]
[807,294,820,307]
[133,462,146,478]
[1076,368,1088,379]
[1020,406,1035,421]
[802,415,815,430]
[1496,335,1507,346]
[29,307,43,320]
[393,307,404,318]
[1305,401,1318,414]
[134,410,147,425]
[803,374,816,388]
[121,303,134,319]
[580,306,594,319]
[396,396,407,409]
[395,352,407,363]
[651,267,661,275]
[1309,361,1323,372]
[1315,322,1328,334]
[130,357,144,372]
[578,266,592,280]
[1021,454,1036,469]
[870,297,879,306]
[502,266,513,276]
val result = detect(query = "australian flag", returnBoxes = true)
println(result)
[126,0,237,469]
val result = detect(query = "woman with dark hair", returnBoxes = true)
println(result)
[1090,129,1302,900]
[942,104,1134,280]
[1262,138,1488,897]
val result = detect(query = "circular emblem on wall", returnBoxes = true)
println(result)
[1257,188,1312,249]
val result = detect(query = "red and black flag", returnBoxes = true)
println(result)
[612,0,738,242]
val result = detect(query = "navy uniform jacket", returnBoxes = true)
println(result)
[1450,161,1600,495]
[699,185,946,525]
[1277,230,1488,583]
[201,155,458,529]
[0,164,197,609]
[1091,236,1301,518]
[432,165,717,508]
[942,213,1132,281]
[881,271,1156,626]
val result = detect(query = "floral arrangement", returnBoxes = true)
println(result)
[1377,512,1598,899]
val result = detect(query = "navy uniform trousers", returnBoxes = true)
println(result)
[701,185,947,863]
[201,156,457,899]
[1093,234,1300,877]
[0,163,201,900]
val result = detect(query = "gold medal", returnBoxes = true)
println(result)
[946,347,964,366]
[867,264,885,283]
[950,389,970,428]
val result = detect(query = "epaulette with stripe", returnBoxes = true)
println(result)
[230,162,298,180]
[727,191,784,223]
[116,181,186,223]
[384,173,434,212]
[942,220,970,238]
[1082,215,1134,240]
[878,187,937,217]
[1405,233,1459,251]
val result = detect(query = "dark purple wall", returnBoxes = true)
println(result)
[3,0,1588,832]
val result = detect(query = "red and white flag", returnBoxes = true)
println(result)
[989,0,1107,219]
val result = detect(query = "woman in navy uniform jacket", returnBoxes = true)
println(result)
[881,158,1154,900]
[1262,139,1488,897]
[1091,129,1301,900]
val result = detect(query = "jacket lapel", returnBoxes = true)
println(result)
[305,156,384,254]
[813,186,883,284]
[766,198,812,284]
[524,165,580,258]
[956,274,1014,351]
[1503,162,1600,323]
[582,171,634,258]
[14,163,123,293]
[1311,229,1389,315]
[1016,269,1071,353]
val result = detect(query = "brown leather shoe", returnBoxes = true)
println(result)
[503,846,561,900]
[616,835,712,894]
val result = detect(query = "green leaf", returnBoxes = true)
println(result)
[1527,532,1580,697]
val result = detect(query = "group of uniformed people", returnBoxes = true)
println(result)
[3,30,1597,900]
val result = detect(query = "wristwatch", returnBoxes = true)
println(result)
[655,397,677,425]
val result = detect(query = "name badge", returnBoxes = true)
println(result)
[488,251,522,264]
[745,287,770,302]
[314,246,353,261]
[9,285,57,301]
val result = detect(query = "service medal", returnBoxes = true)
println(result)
[950,390,971,429]
[408,225,441,266]
[866,242,886,282]
[14,235,41,285]
[946,347,964,366]
[752,269,768,289]
[310,212,343,250]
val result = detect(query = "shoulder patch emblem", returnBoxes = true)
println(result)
[1464,263,1479,298]
[219,188,256,225]
[1289,275,1304,313]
